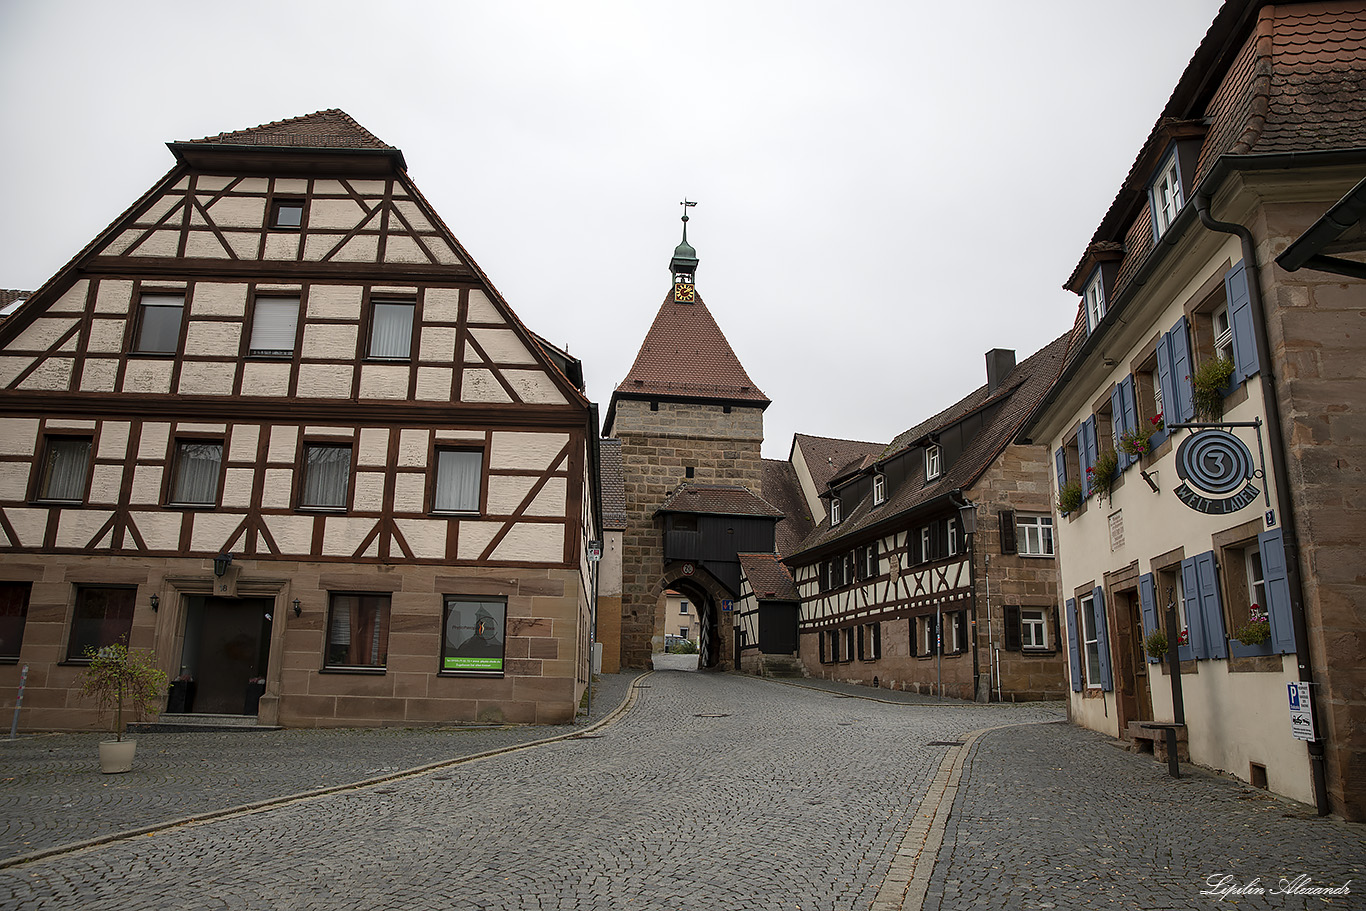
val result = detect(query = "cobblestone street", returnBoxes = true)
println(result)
[0,672,1361,910]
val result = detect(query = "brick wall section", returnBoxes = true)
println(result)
[1257,197,1366,820]
[612,399,764,669]
[966,442,1069,701]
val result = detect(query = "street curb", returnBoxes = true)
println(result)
[763,676,1067,713]
[0,672,653,871]
[870,718,1065,911]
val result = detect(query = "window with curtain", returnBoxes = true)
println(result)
[433,449,483,513]
[0,582,32,660]
[325,593,390,669]
[248,298,300,357]
[135,294,184,354]
[368,300,414,359]
[170,441,223,505]
[38,437,91,502]
[300,444,351,509]
[66,587,136,661]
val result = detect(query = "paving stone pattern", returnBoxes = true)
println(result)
[0,673,1059,911]
[0,672,642,862]
[924,723,1366,911]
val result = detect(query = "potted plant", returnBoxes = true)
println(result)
[76,642,168,774]
[1119,413,1164,461]
[1192,356,1236,422]
[1232,603,1271,645]
[1144,630,1169,660]
[1058,479,1084,515]
[1089,448,1120,504]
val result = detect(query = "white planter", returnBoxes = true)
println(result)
[652,653,701,671]
[99,739,137,774]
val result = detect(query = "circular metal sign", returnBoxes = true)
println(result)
[1175,429,1253,494]
[681,562,695,576]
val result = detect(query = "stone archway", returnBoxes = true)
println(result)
[649,562,735,670]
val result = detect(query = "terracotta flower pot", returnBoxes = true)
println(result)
[98,739,137,774]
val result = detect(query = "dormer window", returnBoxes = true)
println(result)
[925,445,941,481]
[830,497,842,526]
[872,472,886,506]
[1083,269,1106,333]
[1151,149,1184,239]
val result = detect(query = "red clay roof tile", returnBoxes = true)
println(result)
[187,109,393,150]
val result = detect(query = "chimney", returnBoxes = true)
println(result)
[986,348,1016,391]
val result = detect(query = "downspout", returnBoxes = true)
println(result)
[1194,191,1330,817]
[950,489,984,703]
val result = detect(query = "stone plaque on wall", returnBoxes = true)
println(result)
[1108,510,1124,552]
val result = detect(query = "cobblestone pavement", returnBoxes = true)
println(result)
[0,672,1061,910]
[924,722,1366,910]
[0,672,641,862]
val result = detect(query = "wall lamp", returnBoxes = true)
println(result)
[150,594,160,612]
[292,599,302,618]
[213,553,234,577]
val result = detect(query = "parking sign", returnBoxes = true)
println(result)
[1288,682,1316,742]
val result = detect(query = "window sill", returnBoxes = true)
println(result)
[364,357,413,364]
[166,502,218,511]
[247,352,295,360]
[57,659,93,667]
[1017,552,1055,559]
[0,657,19,665]
[431,510,482,518]
[297,506,348,514]
[437,670,505,678]
[32,499,85,507]
[1021,648,1057,656]
[129,352,178,359]
[319,666,387,675]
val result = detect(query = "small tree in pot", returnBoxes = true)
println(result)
[77,642,167,773]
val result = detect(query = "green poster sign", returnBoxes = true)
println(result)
[443,656,503,671]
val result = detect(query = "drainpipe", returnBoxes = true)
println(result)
[950,489,983,703]
[1194,191,1330,817]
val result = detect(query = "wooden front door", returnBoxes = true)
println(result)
[1112,588,1153,731]
[180,597,273,715]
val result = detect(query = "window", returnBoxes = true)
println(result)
[842,627,854,662]
[680,600,689,615]
[169,441,222,506]
[1079,593,1102,687]
[433,449,482,513]
[134,293,184,354]
[368,299,414,359]
[1021,609,1047,649]
[1016,515,1055,556]
[0,582,32,660]
[271,199,305,229]
[442,598,506,674]
[326,593,390,669]
[915,614,937,657]
[947,517,958,556]
[37,437,91,502]
[943,610,967,653]
[66,587,135,661]
[1151,150,1183,238]
[824,630,839,663]
[872,473,886,505]
[1212,304,1235,364]
[300,444,351,509]
[680,627,689,639]
[861,622,882,660]
[1156,565,1188,644]
[925,445,941,480]
[920,527,931,564]
[829,497,841,526]
[857,542,878,580]
[248,298,300,357]
[1084,270,1106,333]
[1247,548,1266,609]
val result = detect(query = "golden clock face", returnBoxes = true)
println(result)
[674,282,695,302]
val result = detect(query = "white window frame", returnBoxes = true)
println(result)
[920,527,931,564]
[168,440,223,507]
[680,626,689,639]
[1080,594,1102,688]
[1084,270,1106,333]
[872,472,886,505]
[248,297,301,357]
[1152,151,1184,238]
[1021,609,1047,650]
[943,611,962,653]
[947,518,958,557]
[829,497,841,526]
[300,443,352,510]
[925,445,941,481]
[1213,303,1234,363]
[1247,548,1265,610]
[918,615,936,656]
[1016,515,1055,557]
[680,600,689,615]
[432,448,483,514]
[134,293,185,354]
[368,299,415,360]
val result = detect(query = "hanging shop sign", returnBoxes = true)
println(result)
[1172,424,1267,515]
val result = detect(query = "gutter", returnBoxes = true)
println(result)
[949,488,985,704]
[1192,190,1330,817]
[1275,174,1366,280]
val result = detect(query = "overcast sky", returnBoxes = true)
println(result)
[0,0,1224,459]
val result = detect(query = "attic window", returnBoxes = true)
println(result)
[1083,269,1106,334]
[925,445,942,481]
[272,199,305,230]
[872,473,886,506]
[1150,150,1184,239]
[830,497,842,526]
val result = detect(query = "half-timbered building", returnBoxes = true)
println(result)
[1019,0,1366,819]
[0,111,600,729]
[783,339,1070,701]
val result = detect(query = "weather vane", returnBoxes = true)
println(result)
[680,198,697,223]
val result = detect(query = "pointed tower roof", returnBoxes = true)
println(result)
[168,109,405,173]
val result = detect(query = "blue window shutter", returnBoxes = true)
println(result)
[1092,586,1113,691]
[1055,447,1068,503]
[1066,598,1082,692]
[1258,528,1297,654]
[1139,573,1159,664]
[1121,376,1139,441]
[1168,317,1195,423]
[1156,331,1174,428]
[1195,550,1227,659]
[1225,260,1259,382]
[1181,557,1206,659]
[1080,417,1098,497]
[1111,384,1129,470]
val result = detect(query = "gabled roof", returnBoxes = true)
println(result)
[788,332,1071,561]
[791,433,885,494]
[738,553,801,602]
[598,439,628,531]
[655,484,786,519]
[187,109,394,150]
[762,459,815,558]
[608,289,768,423]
